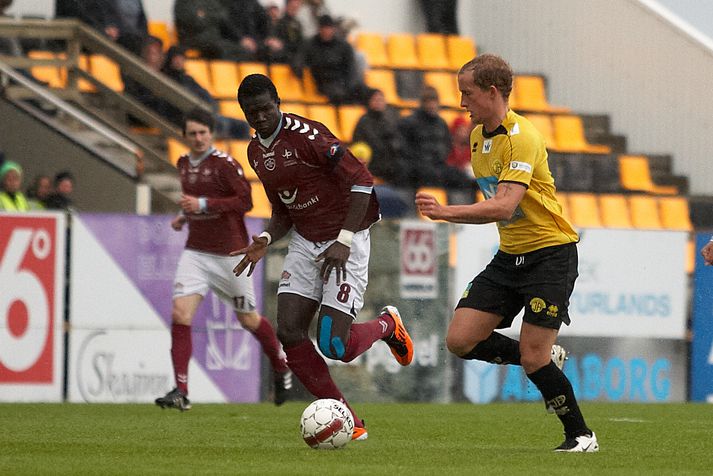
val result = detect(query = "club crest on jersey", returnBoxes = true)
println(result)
[278,188,298,204]
[265,157,276,171]
[188,173,198,184]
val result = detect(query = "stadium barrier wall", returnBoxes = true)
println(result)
[0,213,699,403]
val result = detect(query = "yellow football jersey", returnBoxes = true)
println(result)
[471,110,578,254]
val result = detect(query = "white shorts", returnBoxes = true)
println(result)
[278,230,370,318]
[173,249,256,313]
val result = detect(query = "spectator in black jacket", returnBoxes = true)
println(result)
[64,0,148,55]
[174,0,257,61]
[352,88,406,185]
[399,86,475,191]
[274,0,305,76]
[303,14,366,104]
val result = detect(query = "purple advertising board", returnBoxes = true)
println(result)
[76,214,264,402]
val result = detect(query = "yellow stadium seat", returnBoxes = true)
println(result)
[553,115,611,154]
[302,68,329,104]
[184,59,213,95]
[167,138,189,166]
[618,155,678,195]
[307,104,342,138]
[28,50,66,88]
[363,69,417,108]
[556,192,571,223]
[88,55,124,92]
[417,186,448,221]
[355,32,390,68]
[446,35,477,71]
[658,196,693,231]
[598,194,633,228]
[237,62,269,83]
[629,194,663,229]
[209,60,239,98]
[416,33,450,70]
[567,193,602,228]
[338,104,366,142]
[282,102,308,117]
[386,33,421,69]
[523,114,558,151]
[247,183,272,218]
[423,71,460,108]
[269,64,304,102]
[148,21,174,48]
[219,100,246,121]
[229,140,257,181]
[511,75,569,113]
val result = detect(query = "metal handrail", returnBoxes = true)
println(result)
[0,59,142,165]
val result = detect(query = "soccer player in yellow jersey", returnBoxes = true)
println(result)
[416,54,598,453]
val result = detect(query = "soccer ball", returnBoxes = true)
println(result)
[300,398,354,449]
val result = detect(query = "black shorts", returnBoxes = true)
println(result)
[456,242,578,330]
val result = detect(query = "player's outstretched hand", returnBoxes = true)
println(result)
[231,235,269,277]
[171,215,186,231]
[415,192,443,220]
[702,241,713,266]
[315,242,350,284]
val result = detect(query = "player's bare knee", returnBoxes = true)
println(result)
[446,334,478,357]
[236,311,260,331]
[520,348,550,374]
[171,306,191,326]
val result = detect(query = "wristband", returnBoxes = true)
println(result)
[336,229,354,248]
[198,197,207,213]
[258,231,272,245]
[710,236,713,243]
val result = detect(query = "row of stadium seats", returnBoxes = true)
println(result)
[559,193,691,230]
[552,154,679,195]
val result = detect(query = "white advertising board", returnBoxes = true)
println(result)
[454,226,688,338]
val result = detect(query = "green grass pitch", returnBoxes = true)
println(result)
[1,402,712,475]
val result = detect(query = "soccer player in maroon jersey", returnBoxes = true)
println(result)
[155,108,292,411]
[233,74,415,441]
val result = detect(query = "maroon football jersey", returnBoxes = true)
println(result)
[176,148,252,255]
[246,113,380,242]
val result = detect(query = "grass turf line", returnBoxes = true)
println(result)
[1,402,713,475]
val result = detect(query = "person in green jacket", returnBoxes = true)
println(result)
[0,160,29,212]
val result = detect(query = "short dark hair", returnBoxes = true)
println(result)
[54,170,74,186]
[237,74,280,106]
[182,107,215,134]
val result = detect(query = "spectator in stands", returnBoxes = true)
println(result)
[221,0,269,52]
[399,86,476,191]
[162,46,250,139]
[352,88,406,185]
[44,170,75,210]
[65,0,148,55]
[304,14,367,104]
[124,36,171,120]
[26,174,53,210]
[0,160,30,212]
[274,0,305,76]
[446,116,474,177]
[418,0,459,35]
[0,0,23,57]
[174,0,258,61]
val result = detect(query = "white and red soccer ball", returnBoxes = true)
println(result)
[300,398,354,449]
